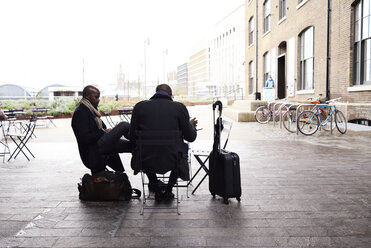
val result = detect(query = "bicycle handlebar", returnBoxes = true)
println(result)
[326,97,341,104]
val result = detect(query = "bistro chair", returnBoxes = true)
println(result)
[189,119,233,194]
[6,118,37,161]
[0,120,11,163]
[134,130,186,215]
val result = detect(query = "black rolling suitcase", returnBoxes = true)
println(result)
[209,101,242,204]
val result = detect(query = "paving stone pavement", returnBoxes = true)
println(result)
[0,105,370,247]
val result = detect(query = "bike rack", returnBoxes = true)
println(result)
[280,102,300,131]
[296,103,335,135]
[273,102,295,128]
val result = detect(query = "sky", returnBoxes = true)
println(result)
[0,0,244,90]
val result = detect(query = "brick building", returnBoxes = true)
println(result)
[245,0,371,124]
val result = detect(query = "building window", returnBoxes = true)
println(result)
[249,17,254,45]
[263,52,270,83]
[353,0,371,85]
[249,61,254,94]
[280,0,286,20]
[264,0,271,33]
[299,26,314,90]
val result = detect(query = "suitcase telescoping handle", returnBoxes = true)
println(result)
[212,101,223,153]
[212,101,223,115]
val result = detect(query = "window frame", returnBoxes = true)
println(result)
[279,0,287,20]
[353,0,371,85]
[299,26,314,90]
[249,17,254,45]
[263,0,271,34]
[249,61,254,94]
[263,52,270,83]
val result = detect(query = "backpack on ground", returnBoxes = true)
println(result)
[78,170,141,201]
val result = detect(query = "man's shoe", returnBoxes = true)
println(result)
[154,191,164,202]
[148,180,167,192]
[162,191,175,201]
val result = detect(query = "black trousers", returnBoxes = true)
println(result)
[92,121,132,175]
[97,121,133,154]
[146,170,179,192]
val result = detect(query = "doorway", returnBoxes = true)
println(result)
[277,55,286,99]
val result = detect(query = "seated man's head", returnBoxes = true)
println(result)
[83,85,100,108]
[156,84,172,98]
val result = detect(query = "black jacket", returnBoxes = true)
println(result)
[129,93,197,177]
[71,104,122,173]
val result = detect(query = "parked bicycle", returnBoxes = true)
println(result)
[255,99,289,124]
[297,97,347,135]
[282,95,335,133]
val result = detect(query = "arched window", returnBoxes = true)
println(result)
[299,26,314,90]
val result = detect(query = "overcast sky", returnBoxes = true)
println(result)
[0,0,244,90]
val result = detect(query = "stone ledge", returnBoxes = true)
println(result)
[224,108,255,122]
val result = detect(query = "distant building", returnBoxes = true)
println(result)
[0,84,32,100]
[37,84,65,100]
[117,64,125,90]
[176,63,188,96]
[48,86,82,101]
[246,0,371,123]
[209,3,246,99]
[188,46,211,100]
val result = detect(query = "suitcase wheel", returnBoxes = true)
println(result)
[223,198,229,204]
[236,197,241,202]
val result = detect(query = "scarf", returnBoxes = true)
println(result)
[80,98,103,129]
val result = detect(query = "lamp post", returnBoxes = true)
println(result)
[163,49,168,83]
[82,58,85,88]
[143,38,150,98]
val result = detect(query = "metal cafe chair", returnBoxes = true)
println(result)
[134,130,184,215]
[189,119,233,194]
[118,106,133,122]
[0,121,11,163]
[6,118,37,161]
[31,108,56,128]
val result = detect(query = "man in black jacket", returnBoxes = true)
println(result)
[71,85,132,175]
[129,84,197,200]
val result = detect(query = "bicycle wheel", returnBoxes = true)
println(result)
[297,111,319,135]
[282,109,297,133]
[335,110,347,134]
[320,108,336,131]
[255,106,271,124]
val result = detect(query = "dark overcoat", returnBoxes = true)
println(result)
[129,93,197,179]
[71,104,123,174]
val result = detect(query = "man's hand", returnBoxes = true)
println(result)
[190,117,198,127]
[104,128,112,133]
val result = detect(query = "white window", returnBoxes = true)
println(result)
[249,61,254,94]
[263,52,270,83]
[249,17,254,45]
[280,0,286,20]
[299,27,314,90]
[354,0,371,85]
[264,0,271,33]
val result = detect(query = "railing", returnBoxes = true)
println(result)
[211,87,244,102]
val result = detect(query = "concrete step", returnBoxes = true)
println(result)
[230,100,266,111]
[224,108,255,122]
[223,100,266,122]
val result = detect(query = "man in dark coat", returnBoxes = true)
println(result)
[71,85,132,175]
[129,84,198,200]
